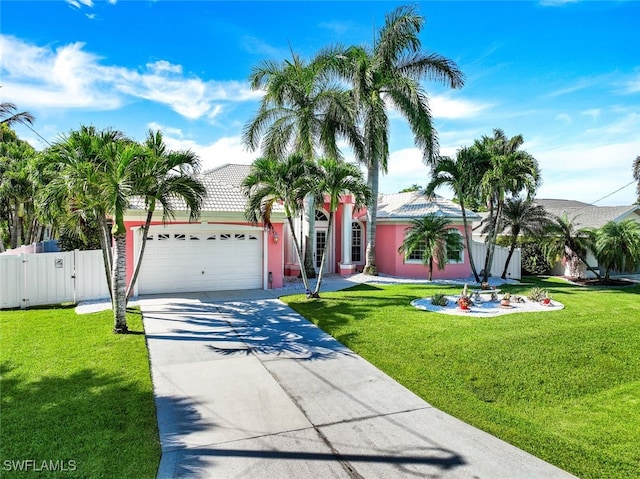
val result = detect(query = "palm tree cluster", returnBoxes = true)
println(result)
[243,4,464,278]
[427,129,542,281]
[9,125,205,333]
[242,154,370,297]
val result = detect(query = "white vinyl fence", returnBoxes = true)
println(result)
[471,241,521,280]
[0,250,109,309]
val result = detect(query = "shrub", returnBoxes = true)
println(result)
[431,293,449,306]
[521,240,552,276]
[528,287,548,302]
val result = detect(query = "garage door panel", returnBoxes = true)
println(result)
[138,230,263,294]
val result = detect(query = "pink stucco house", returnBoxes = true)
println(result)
[123,164,480,295]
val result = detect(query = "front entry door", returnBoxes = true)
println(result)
[315,229,331,273]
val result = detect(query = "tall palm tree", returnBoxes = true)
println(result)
[475,129,540,282]
[496,196,550,279]
[633,155,640,204]
[326,4,464,275]
[101,140,147,332]
[593,220,640,283]
[243,52,362,279]
[242,154,318,293]
[398,214,463,281]
[543,213,601,280]
[311,158,371,296]
[426,148,481,282]
[125,130,205,300]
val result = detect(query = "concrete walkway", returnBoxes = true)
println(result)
[140,288,577,479]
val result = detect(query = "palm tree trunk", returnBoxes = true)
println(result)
[428,257,433,281]
[286,215,311,292]
[303,195,317,278]
[459,198,480,282]
[364,163,379,275]
[481,201,494,282]
[501,229,519,279]
[125,208,154,302]
[485,201,503,282]
[112,233,128,333]
[312,211,334,296]
[97,216,113,300]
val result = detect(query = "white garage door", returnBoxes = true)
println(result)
[138,230,263,294]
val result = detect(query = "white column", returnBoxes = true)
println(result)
[341,201,352,265]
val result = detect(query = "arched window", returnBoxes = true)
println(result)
[351,222,362,262]
[315,210,329,222]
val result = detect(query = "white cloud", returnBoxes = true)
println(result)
[555,113,571,124]
[157,134,257,172]
[0,35,261,118]
[66,0,93,8]
[430,95,490,119]
[377,147,432,194]
[623,73,640,93]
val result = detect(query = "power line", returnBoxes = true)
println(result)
[21,122,52,147]
[590,180,636,205]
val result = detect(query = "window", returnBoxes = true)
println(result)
[174,234,186,241]
[248,235,258,241]
[235,234,245,240]
[158,234,170,241]
[315,210,328,222]
[206,235,216,240]
[220,234,231,240]
[190,235,200,241]
[351,222,362,262]
[446,229,464,264]
[407,243,425,262]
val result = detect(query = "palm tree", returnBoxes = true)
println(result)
[593,220,640,283]
[41,126,125,297]
[543,213,601,280]
[242,154,318,293]
[125,130,205,301]
[0,126,37,249]
[426,148,481,282]
[633,155,640,204]
[311,158,371,296]
[326,5,464,275]
[0,102,34,128]
[243,52,362,279]
[496,197,550,279]
[398,214,463,281]
[101,140,147,332]
[41,126,146,333]
[475,129,540,282]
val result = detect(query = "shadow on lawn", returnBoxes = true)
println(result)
[0,362,160,478]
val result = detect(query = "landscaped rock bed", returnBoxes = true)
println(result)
[411,295,564,317]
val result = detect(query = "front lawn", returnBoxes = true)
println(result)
[282,277,640,479]
[0,306,160,478]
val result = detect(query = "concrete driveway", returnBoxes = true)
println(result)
[140,289,577,479]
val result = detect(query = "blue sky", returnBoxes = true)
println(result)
[2,0,639,205]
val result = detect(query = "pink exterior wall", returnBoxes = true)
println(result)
[123,220,284,290]
[374,223,472,279]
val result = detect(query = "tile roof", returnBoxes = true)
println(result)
[376,191,481,221]
[534,198,593,209]
[130,165,480,221]
[541,204,640,229]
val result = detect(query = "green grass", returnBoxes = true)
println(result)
[282,277,640,479]
[1,306,160,478]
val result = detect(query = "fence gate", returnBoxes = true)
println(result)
[0,250,109,309]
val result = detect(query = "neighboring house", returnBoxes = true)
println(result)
[123,164,481,295]
[535,198,640,277]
